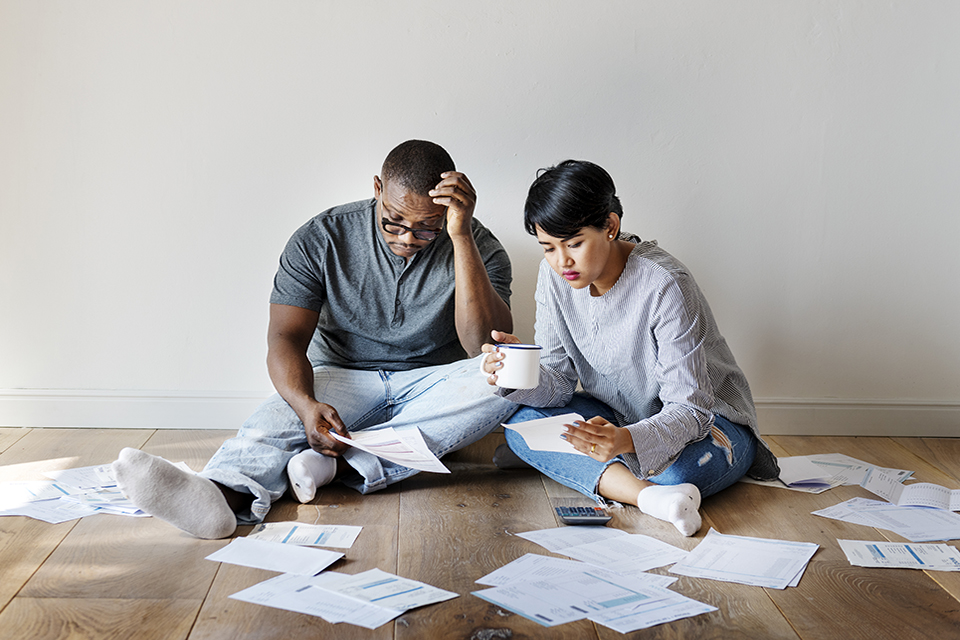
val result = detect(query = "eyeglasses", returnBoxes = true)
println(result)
[380,217,444,241]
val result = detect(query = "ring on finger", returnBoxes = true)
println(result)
[590,444,596,454]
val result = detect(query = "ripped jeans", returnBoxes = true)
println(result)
[503,393,757,502]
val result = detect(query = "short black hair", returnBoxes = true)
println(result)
[524,160,623,239]
[381,140,456,196]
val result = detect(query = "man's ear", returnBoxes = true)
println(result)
[373,175,382,198]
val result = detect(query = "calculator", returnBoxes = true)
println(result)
[555,505,612,525]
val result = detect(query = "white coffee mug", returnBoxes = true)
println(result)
[480,344,542,389]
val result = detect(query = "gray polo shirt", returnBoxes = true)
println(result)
[270,198,512,371]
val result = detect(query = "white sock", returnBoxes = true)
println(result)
[112,447,236,539]
[286,449,337,503]
[637,483,702,537]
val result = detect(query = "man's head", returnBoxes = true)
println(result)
[374,140,456,258]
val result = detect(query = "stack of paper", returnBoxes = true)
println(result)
[469,526,716,631]
[741,453,913,494]
[472,553,714,632]
[670,529,819,589]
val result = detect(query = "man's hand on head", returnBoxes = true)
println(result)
[303,402,350,457]
[429,171,476,239]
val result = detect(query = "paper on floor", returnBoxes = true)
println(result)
[669,529,818,589]
[838,539,960,571]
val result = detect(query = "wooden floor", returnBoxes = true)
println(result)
[0,427,958,640]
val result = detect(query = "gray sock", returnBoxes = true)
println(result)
[112,447,236,539]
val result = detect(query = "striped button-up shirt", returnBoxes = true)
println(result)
[502,235,779,482]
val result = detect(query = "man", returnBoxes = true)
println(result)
[113,140,517,539]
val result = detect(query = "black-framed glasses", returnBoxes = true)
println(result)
[380,217,444,241]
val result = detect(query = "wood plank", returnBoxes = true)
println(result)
[0,428,154,611]
[396,447,599,639]
[0,427,153,482]
[0,517,78,613]
[190,481,401,640]
[19,514,227,600]
[745,436,960,638]
[0,427,30,454]
[0,597,201,640]
[893,437,960,484]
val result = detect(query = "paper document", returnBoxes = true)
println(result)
[332,427,449,473]
[776,456,841,491]
[477,553,597,587]
[516,525,686,574]
[205,537,343,575]
[477,553,676,589]
[0,480,85,508]
[813,497,960,542]
[561,532,689,574]
[43,463,117,489]
[838,539,960,571]
[63,487,144,515]
[1,459,194,523]
[503,413,587,456]
[474,565,713,630]
[860,468,960,510]
[315,567,458,612]
[0,497,100,523]
[517,525,627,553]
[229,572,403,629]
[246,521,362,549]
[805,453,912,486]
[740,453,913,494]
[670,529,818,589]
[589,588,718,634]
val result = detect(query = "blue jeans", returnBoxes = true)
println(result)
[201,355,517,524]
[503,393,757,502]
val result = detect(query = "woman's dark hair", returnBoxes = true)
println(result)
[524,160,623,239]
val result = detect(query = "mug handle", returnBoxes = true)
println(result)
[479,348,498,377]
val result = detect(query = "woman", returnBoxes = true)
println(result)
[482,160,779,536]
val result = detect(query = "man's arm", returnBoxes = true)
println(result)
[266,303,349,456]
[430,171,513,357]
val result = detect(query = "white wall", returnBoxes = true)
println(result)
[2,1,958,435]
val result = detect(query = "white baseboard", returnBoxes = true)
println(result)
[1,390,958,436]
[756,398,960,437]
[0,389,269,430]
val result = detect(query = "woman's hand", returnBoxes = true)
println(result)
[480,330,521,385]
[561,416,635,462]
